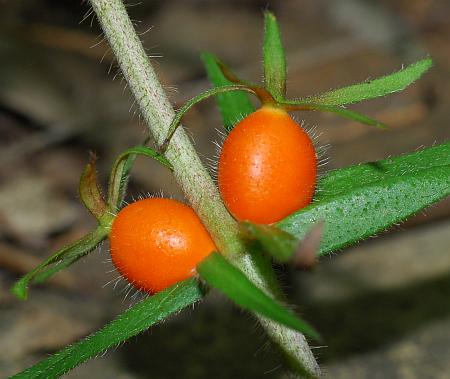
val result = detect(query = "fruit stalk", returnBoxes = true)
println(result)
[89,0,320,376]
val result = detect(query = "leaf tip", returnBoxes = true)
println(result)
[11,280,28,301]
[422,56,433,69]
[88,150,99,164]
[377,121,389,130]
[200,51,214,63]
[264,10,277,23]
[406,56,433,78]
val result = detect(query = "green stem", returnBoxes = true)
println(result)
[161,84,256,152]
[89,0,320,377]
[107,145,172,212]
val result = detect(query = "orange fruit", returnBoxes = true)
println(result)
[109,198,216,294]
[218,106,317,224]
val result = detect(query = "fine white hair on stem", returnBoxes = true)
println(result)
[124,1,143,9]
[131,105,140,121]
[99,47,111,64]
[136,24,154,37]
[163,85,179,94]
[79,6,95,25]
[90,34,106,49]
[122,79,129,94]
[111,66,121,81]
[143,43,164,58]
[263,364,283,375]
[109,61,118,77]
[128,98,137,114]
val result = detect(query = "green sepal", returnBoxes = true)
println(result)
[263,11,287,100]
[79,153,107,221]
[197,252,321,341]
[11,279,204,378]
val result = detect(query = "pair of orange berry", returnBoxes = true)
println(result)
[110,107,317,293]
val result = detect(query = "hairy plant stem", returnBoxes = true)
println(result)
[89,0,320,377]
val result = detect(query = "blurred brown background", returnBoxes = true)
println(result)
[0,0,449,378]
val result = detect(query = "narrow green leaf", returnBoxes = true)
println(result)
[284,100,387,128]
[276,143,450,255]
[310,103,387,128]
[263,11,287,99]
[79,153,107,221]
[11,227,108,300]
[240,222,298,263]
[201,52,255,132]
[197,252,320,340]
[304,58,433,106]
[11,279,203,379]
[107,145,172,212]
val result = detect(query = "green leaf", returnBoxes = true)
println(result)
[107,145,172,212]
[201,52,255,132]
[11,279,203,379]
[11,227,108,300]
[276,142,450,255]
[240,222,298,263]
[309,103,387,128]
[284,100,387,128]
[263,11,287,99]
[304,58,432,106]
[79,153,107,221]
[197,252,320,340]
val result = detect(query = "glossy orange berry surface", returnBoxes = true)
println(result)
[218,106,317,224]
[109,198,216,294]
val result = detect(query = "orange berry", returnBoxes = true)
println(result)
[109,198,216,294]
[218,106,317,224]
